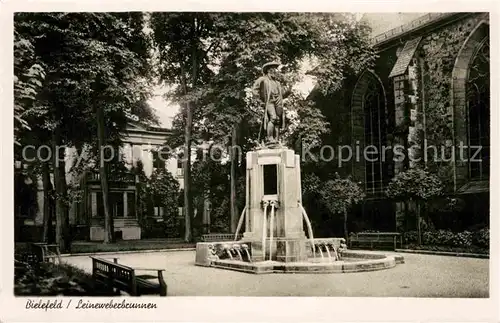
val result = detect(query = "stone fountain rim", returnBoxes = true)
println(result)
[208,254,397,274]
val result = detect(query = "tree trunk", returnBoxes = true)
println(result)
[404,200,409,232]
[230,126,239,233]
[96,105,114,243]
[183,102,193,242]
[204,191,211,234]
[343,209,349,242]
[423,203,435,231]
[52,132,71,253]
[416,201,422,245]
[41,162,53,243]
[180,19,200,242]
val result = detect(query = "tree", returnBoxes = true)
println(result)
[13,30,46,148]
[15,13,73,251]
[151,13,221,241]
[386,168,444,245]
[14,27,50,241]
[15,12,153,248]
[84,13,152,243]
[319,173,365,241]
[137,166,180,237]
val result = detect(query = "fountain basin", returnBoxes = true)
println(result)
[195,240,404,274]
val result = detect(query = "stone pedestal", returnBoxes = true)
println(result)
[242,147,308,262]
[276,238,307,262]
[248,238,307,262]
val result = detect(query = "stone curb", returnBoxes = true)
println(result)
[395,248,489,259]
[60,247,196,258]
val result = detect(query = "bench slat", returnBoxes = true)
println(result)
[91,256,167,297]
[349,232,403,250]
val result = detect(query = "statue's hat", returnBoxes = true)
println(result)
[262,61,281,73]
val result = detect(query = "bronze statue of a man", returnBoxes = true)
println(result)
[252,61,285,144]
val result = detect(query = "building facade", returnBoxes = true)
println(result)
[81,121,184,240]
[326,12,490,231]
[17,121,187,241]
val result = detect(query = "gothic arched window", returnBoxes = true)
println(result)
[363,79,387,195]
[467,40,489,180]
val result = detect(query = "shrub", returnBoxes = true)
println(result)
[403,231,419,243]
[451,231,473,247]
[14,252,113,296]
[353,229,489,250]
[472,228,489,248]
[422,230,456,245]
[402,229,487,248]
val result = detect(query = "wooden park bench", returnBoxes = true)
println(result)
[349,232,403,251]
[30,243,62,264]
[201,233,243,242]
[90,256,167,296]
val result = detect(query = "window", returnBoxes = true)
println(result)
[96,192,124,217]
[127,192,136,218]
[153,206,164,217]
[363,79,387,195]
[176,155,184,176]
[263,164,278,195]
[467,40,489,180]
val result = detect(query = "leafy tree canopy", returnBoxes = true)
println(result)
[15,12,155,151]
[151,12,377,148]
[319,173,365,215]
[386,168,444,200]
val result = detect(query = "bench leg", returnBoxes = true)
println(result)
[158,271,167,297]
[107,270,116,295]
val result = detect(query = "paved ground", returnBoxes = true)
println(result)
[64,250,489,297]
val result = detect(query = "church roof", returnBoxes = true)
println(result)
[388,36,422,78]
[371,13,460,46]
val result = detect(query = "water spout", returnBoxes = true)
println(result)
[269,201,276,261]
[317,243,324,259]
[233,244,243,261]
[223,244,233,260]
[234,206,247,241]
[338,239,347,260]
[329,241,339,261]
[299,203,316,258]
[241,244,252,263]
[262,202,269,261]
[323,242,333,262]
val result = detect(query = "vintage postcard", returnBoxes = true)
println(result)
[1,0,498,322]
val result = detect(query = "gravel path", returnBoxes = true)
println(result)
[64,250,489,297]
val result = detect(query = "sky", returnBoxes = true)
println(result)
[149,85,175,128]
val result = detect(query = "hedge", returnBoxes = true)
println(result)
[351,228,489,249]
[404,228,489,248]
